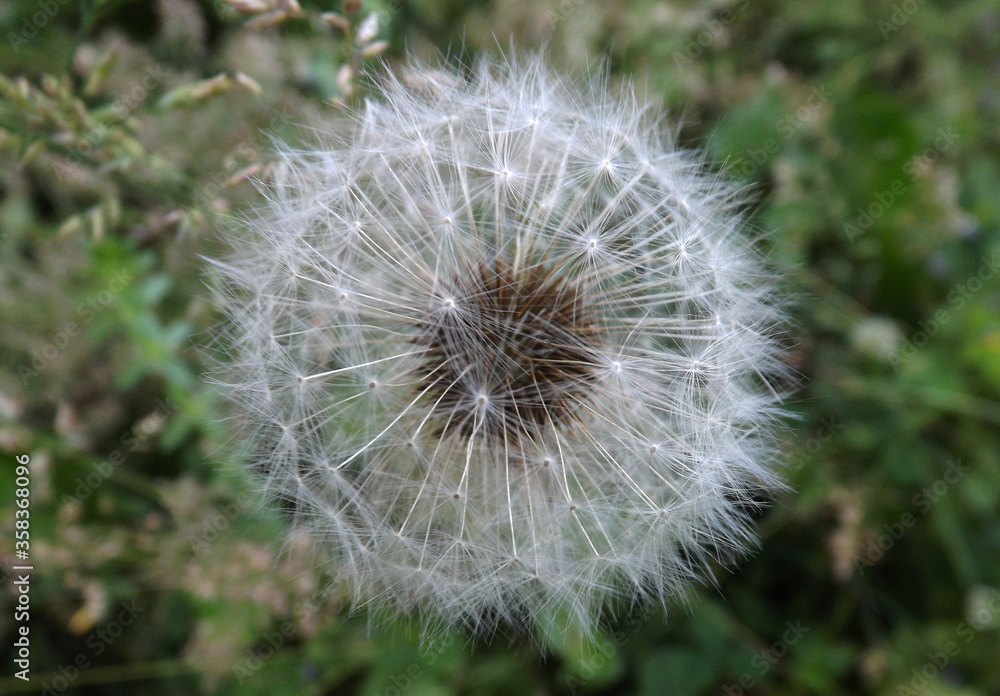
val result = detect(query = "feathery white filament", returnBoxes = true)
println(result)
[212,55,788,639]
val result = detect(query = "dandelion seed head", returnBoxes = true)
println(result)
[211,53,789,641]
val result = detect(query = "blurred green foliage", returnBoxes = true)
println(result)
[1,0,998,694]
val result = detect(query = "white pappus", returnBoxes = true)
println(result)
[209,53,790,641]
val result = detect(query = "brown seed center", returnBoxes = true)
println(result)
[416,256,600,443]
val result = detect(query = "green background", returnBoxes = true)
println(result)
[1,0,999,694]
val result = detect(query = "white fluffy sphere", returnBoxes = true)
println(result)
[212,55,788,639]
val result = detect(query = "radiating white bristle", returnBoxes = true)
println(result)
[210,53,789,641]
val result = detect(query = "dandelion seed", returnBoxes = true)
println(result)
[211,54,789,640]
